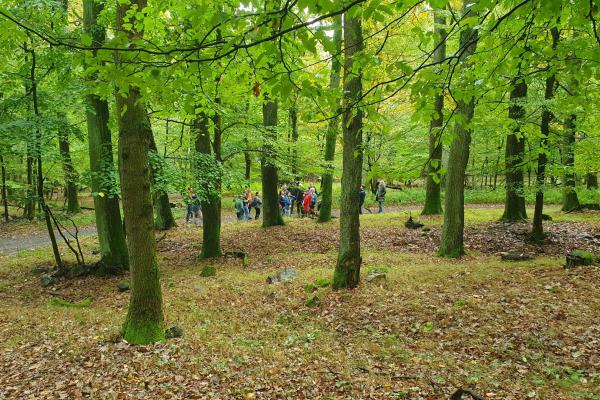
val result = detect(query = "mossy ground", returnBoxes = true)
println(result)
[0,206,599,398]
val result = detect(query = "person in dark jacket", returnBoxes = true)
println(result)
[252,192,262,220]
[376,180,386,213]
[359,185,366,214]
[234,196,244,221]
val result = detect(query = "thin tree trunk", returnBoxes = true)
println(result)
[422,11,447,215]
[58,130,80,213]
[438,4,479,258]
[318,15,342,223]
[586,172,598,189]
[502,78,528,221]
[116,0,164,344]
[561,114,580,211]
[532,26,559,240]
[244,137,251,180]
[147,121,176,230]
[332,12,363,289]
[83,0,129,270]
[261,96,284,227]
[1,154,9,222]
[290,106,299,177]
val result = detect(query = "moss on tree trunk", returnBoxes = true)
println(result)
[422,12,446,216]
[318,15,342,224]
[332,13,363,289]
[116,0,164,344]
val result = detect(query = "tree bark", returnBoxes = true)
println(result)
[332,12,363,289]
[502,78,528,221]
[83,0,129,270]
[532,26,559,240]
[422,11,447,216]
[116,0,164,344]
[562,114,580,211]
[1,154,8,222]
[318,15,342,223]
[193,112,223,258]
[147,121,176,230]
[58,129,80,213]
[289,106,299,177]
[586,172,598,189]
[261,96,285,227]
[438,5,479,258]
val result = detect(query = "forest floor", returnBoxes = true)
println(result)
[0,206,599,399]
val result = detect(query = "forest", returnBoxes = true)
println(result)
[0,0,599,398]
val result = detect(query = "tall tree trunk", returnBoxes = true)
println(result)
[422,11,447,215]
[58,130,80,213]
[532,27,559,239]
[561,114,580,211]
[289,106,299,177]
[1,154,8,222]
[193,112,223,258]
[27,41,62,268]
[116,0,164,344]
[83,0,129,270]
[261,96,284,227]
[332,12,363,289]
[147,121,176,230]
[438,5,479,258]
[318,15,342,223]
[502,78,528,221]
[244,137,251,180]
[586,172,598,189]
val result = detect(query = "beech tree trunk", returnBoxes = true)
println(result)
[116,0,164,344]
[318,15,342,223]
[83,0,129,270]
[438,5,479,258]
[58,130,80,214]
[332,12,363,289]
[147,122,176,230]
[562,114,580,211]
[289,106,299,177]
[193,112,223,258]
[261,96,284,227]
[1,154,8,222]
[586,172,598,189]
[422,11,447,216]
[532,27,559,240]
[502,78,527,221]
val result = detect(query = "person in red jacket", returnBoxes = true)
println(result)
[302,190,312,217]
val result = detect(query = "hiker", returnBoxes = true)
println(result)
[252,192,262,219]
[245,188,254,216]
[185,188,201,223]
[234,196,244,221]
[359,185,366,214]
[303,190,312,217]
[242,193,250,221]
[309,187,317,213]
[376,180,387,213]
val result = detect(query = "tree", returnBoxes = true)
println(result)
[562,114,580,211]
[261,95,285,227]
[438,4,479,258]
[115,0,164,344]
[501,76,528,221]
[332,10,363,289]
[318,15,342,223]
[82,0,129,270]
[422,10,447,216]
[532,26,559,240]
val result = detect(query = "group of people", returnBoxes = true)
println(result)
[279,184,318,217]
[359,180,386,214]
[184,187,202,223]
[234,188,262,221]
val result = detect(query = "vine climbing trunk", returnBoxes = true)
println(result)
[83,0,129,270]
[438,5,479,258]
[332,11,363,289]
[318,15,342,223]
[502,78,528,221]
[115,0,164,344]
[422,11,447,216]
[261,96,284,227]
[532,26,559,240]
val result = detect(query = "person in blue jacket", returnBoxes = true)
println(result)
[359,185,366,214]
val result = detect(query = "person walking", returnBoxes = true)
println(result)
[359,185,366,214]
[252,192,262,219]
[242,193,250,221]
[234,196,244,221]
[376,180,386,213]
[245,188,253,216]
[303,190,312,217]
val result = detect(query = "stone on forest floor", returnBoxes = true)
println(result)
[366,271,387,283]
[404,216,424,229]
[266,268,297,284]
[40,273,57,287]
[542,214,553,221]
[165,325,184,339]
[500,252,534,261]
[200,265,217,277]
[565,250,596,268]
[117,281,130,292]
